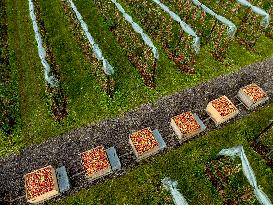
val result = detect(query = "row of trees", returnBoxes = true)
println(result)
[31,0,68,121]
[61,0,116,96]
[93,0,158,88]
[21,0,271,127]
[121,0,197,73]
[201,0,270,49]
[161,0,234,61]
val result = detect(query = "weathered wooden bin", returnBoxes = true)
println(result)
[171,111,206,141]
[80,146,121,181]
[129,127,166,160]
[24,165,71,204]
[24,166,60,204]
[206,95,239,126]
[237,83,268,110]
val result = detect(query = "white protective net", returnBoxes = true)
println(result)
[162,177,189,205]
[152,0,200,53]
[28,0,59,87]
[192,0,237,37]
[218,145,273,205]
[236,0,270,28]
[110,0,159,60]
[67,0,114,75]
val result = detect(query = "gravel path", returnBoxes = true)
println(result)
[1,57,273,204]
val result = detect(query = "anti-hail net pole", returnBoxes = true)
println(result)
[192,0,237,37]
[152,0,200,54]
[67,0,114,75]
[218,145,273,205]
[110,0,159,60]
[236,0,270,28]
[28,0,59,87]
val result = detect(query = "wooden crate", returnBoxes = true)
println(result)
[80,146,111,180]
[24,165,59,204]
[238,83,268,110]
[129,127,160,160]
[171,112,206,141]
[206,96,239,126]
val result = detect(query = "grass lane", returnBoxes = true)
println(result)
[0,0,20,141]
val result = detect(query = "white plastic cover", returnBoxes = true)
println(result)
[236,0,270,28]
[218,145,273,205]
[192,0,237,37]
[28,0,59,87]
[152,0,200,53]
[162,177,189,205]
[111,0,159,59]
[67,0,114,75]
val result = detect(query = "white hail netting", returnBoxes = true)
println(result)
[237,0,270,28]
[162,177,189,205]
[111,0,159,59]
[192,0,237,37]
[67,0,114,75]
[152,0,200,53]
[218,145,273,205]
[28,0,58,87]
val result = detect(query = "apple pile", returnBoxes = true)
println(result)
[25,166,55,200]
[211,96,237,117]
[81,146,110,177]
[242,84,267,103]
[173,112,201,135]
[129,128,159,155]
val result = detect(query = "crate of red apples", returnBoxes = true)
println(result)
[238,83,268,110]
[129,127,166,160]
[171,111,206,141]
[206,95,239,126]
[80,146,112,180]
[24,165,59,204]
